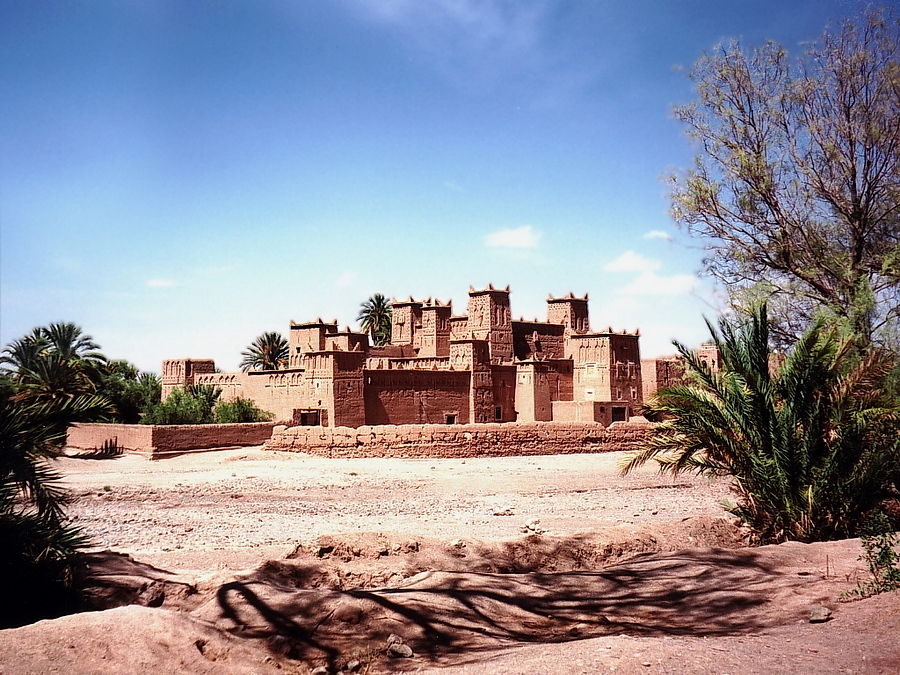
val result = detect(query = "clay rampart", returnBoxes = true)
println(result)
[67,423,277,459]
[266,420,652,459]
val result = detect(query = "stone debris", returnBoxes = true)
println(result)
[386,633,414,658]
[809,605,833,623]
[387,642,414,658]
[521,519,546,535]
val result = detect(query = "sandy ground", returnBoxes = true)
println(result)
[59,447,741,572]
[0,446,897,674]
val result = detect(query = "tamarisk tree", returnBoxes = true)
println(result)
[670,11,899,348]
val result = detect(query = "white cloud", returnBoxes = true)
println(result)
[604,250,697,297]
[146,278,175,288]
[620,273,697,297]
[484,225,540,249]
[603,250,660,274]
[643,229,673,241]
[336,271,357,288]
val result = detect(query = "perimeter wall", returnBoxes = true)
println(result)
[67,422,277,459]
[266,420,652,458]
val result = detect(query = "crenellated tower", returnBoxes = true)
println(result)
[466,284,513,364]
[547,292,590,335]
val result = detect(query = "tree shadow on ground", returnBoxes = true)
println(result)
[75,551,199,611]
[209,545,813,669]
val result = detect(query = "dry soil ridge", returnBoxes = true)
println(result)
[0,447,896,674]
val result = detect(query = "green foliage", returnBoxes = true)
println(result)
[841,511,900,600]
[2,324,162,423]
[142,386,272,425]
[141,385,221,425]
[95,361,161,423]
[1,322,107,404]
[0,380,112,627]
[623,304,900,543]
[214,397,274,424]
[240,332,289,372]
[670,11,900,349]
[358,293,393,346]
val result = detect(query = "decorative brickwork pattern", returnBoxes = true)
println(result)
[265,420,652,459]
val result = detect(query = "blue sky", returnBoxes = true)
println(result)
[0,0,868,372]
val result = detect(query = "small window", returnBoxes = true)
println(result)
[445,414,457,425]
[495,407,502,420]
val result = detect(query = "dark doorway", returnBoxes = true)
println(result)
[294,409,322,426]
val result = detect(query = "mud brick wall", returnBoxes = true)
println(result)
[266,420,652,459]
[66,423,155,454]
[67,423,277,459]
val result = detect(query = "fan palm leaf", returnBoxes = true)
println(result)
[240,332,289,372]
[624,304,900,542]
[357,294,393,346]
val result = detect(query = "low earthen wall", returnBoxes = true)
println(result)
[266,420,652,459]
[67,423,277,459]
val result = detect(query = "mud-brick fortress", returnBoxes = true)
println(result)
[162,285,701,428]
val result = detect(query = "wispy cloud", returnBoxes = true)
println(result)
[643,229,673,241]
[619,273,697,297]
[146,278,175,288]
[604,250,660,274]
[348,0,560,90]
[604,250,697,297]
[484,225,540,249]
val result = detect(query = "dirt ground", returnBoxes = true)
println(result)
[0,446,897,674]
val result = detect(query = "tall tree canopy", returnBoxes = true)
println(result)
[239,332,289,372]
[1,322,107,403]
[357,294,393,346]
[670,11,899,348]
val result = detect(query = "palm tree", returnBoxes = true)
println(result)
[623,305,900,543]
[1,381,112,627]
[1,323,107,404]
[41,322,105,366]
[0,329,49,376]
[357,294,393,346]
[240,332,289,371]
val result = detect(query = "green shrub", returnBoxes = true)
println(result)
[841,511,900,600]
[214,397,273,423]
[142,387,273,425]
[141,386,219,425]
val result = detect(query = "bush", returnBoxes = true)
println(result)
[142,387,273,425]
[841,511,900,600]
[141,386,219,425]
[214,397,273,424]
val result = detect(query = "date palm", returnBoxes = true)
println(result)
[623,305,900,543]
[1,323,107,403]
[240,332,289,372]
[1,381,112,627]
[357,293,393,346]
